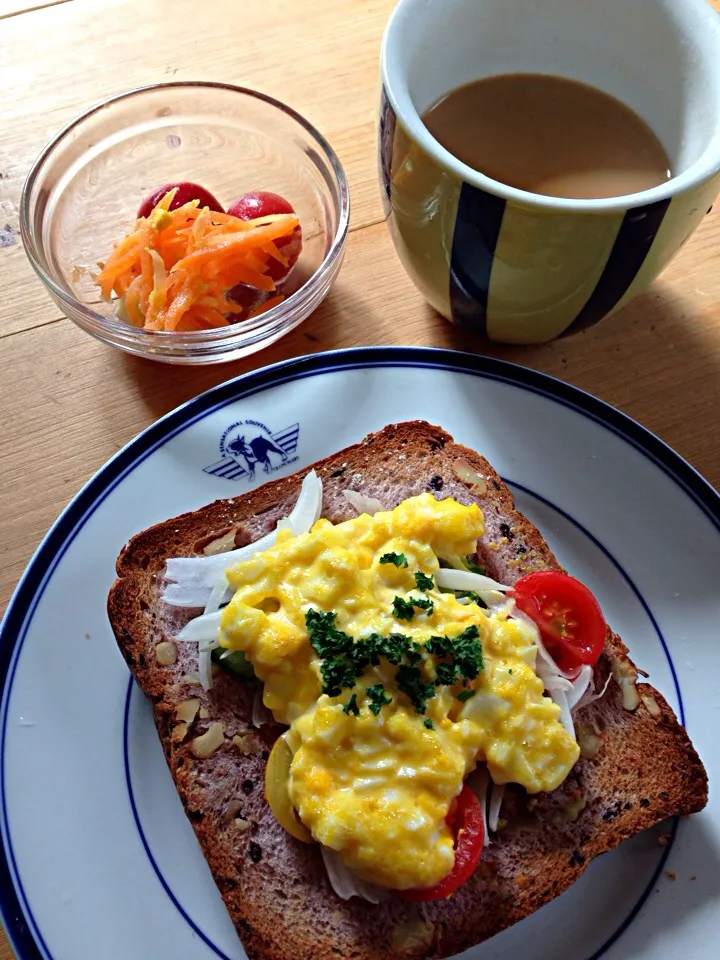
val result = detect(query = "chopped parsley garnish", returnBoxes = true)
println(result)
[456,689,476,703]
[434,662,458,687]
[412,596,434,614]
[426,634,453,658]
[343,693,360,716]
[427,626,484,687]
[452,625,484,680]
[320,658,357,698]
[396,665,434,714]
[393,595,434,621]
[343,693,359,715]
[370,632,422,666]
[424,718,434,730]
[392,596,417,620]
[306,610,359,696]
[380,552,408,568]
[508,669,513,675]
[305,606,482,716]
[414,571,435,591]
[366,684,392,715]
[305,609,353,660]
[465,558,484,575]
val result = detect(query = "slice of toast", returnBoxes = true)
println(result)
[107,421,707,960]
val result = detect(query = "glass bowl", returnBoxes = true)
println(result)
[20,82,349,364]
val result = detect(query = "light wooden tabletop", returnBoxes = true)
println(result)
[1,0,720,956]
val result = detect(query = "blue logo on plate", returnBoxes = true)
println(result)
[204,419,300,481]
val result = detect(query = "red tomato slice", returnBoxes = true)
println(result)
[137,182,224,219]
[512,571,606,674]
[227,191,302,281]
[400,785,484,902]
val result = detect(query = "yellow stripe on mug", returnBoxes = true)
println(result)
[484,204,624,343]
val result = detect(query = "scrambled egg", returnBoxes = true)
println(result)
[219,494,579,890]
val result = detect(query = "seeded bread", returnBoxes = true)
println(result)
[107,421,708,960]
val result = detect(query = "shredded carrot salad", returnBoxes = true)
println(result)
[95,189,298,331]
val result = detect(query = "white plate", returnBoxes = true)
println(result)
[1,347,718,960]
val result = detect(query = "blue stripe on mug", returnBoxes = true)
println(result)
[378,86,397,219]
[564,197,671,335]
[449,182,507,334]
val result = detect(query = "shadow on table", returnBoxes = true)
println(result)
[115,277,720,486]
[117,284,349,420]
[433,282,720,486]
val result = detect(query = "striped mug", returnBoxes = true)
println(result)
[379,0,720,344]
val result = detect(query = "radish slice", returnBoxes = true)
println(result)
[163,470,322,608]
[321,847,389,903]
[342,490,385,516]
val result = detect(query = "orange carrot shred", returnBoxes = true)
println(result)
[94,198,298,331]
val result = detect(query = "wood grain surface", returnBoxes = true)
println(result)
[1,0,719,957]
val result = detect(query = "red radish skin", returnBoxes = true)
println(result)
[137,182,224,219]
[227,191,302,281]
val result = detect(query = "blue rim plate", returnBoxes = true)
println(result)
[1,346,718,960]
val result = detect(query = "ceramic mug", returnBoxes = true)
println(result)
[379,0,720,344]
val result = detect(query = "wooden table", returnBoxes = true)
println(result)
[1,0,719,955]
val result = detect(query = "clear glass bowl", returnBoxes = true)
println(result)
[20,82,349,364]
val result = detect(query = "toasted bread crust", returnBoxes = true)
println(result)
[108,421,708,960]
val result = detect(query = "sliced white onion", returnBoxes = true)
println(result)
[551,687,574,738]
[466,767,490,847]
[252,687,273,727]
[199,639,221,654]
[488,783,506,833]
[574,671,613,711]
[177,610,223,643]
[163,471,322,608]
[435,569,511,594]
[542,674,573,694]
[566,665,594,710]
[508,607,578,680]
[483,591,517,618]
[198,648,213,691]
[204,575,232,614]
[321,847,389,903]
[342,490,385,516]
[198,569,236,690]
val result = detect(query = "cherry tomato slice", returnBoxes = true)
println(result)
[400,785,484,902]
[137,182,224,219]
[512,571,606,674]
[227,190,302,281]
[227,190,295,219]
